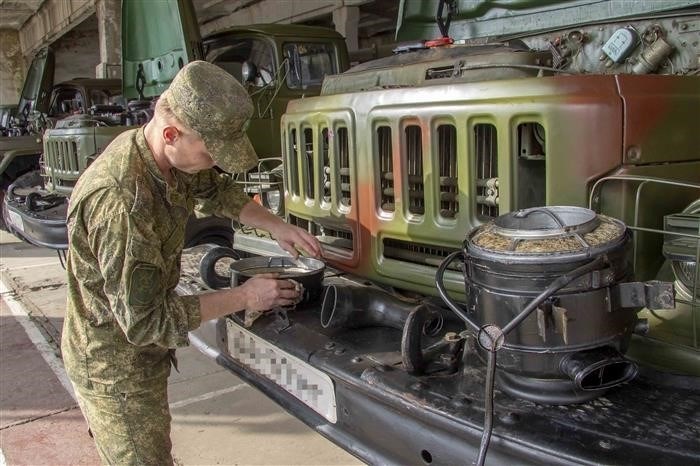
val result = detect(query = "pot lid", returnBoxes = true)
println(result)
[468,206,626,257]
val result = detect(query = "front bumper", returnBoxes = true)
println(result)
[4,194,68,249]
[189,281,700,466]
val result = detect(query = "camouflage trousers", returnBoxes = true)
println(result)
[72,378,173,466]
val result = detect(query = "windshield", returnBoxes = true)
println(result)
[283,42,337,90]
[206,37,275,87]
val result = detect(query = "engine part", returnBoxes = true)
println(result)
[436,206,675,405]
[601,27,638,65]
[633,37,674,74]
[662,198,700,298]
[321,284,419,330]
[321,284,452,375]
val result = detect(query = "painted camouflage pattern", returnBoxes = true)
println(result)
[61,126,250,393]
[73,379,173,466]
[281,74,700,297]
[161,60,257,174]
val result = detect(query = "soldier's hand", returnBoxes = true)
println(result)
[273,223,322,258]
[240,273,301,312]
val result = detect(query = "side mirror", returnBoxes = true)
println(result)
[241,61,258,84]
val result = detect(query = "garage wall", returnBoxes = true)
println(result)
[52,15,100,83]
[0,29,25,105]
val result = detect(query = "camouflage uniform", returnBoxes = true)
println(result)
[62,61,257,465]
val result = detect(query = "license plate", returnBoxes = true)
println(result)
[7,209,24,233]
[226,320,337,423]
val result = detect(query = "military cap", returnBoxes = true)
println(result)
[161,60,257,173]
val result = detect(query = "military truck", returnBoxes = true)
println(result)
[0,47,122,232]
[4,0,349,249]
[193,1,700,465]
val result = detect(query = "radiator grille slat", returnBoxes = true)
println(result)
[378,126,394,212]
[438,125,458,218]
[322,128,331,203]
[337,128,351,207]
[303,128,315,200]
[405,125,424,215]
[288,129,300,196]
[475,124,499,218]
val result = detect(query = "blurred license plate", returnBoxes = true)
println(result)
[7,210,24,232]
[226,320,337,423]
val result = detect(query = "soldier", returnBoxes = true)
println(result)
[61,61,321,465]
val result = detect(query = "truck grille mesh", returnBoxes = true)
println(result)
[45,139,80,188]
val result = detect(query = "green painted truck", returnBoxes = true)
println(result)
[193,1,700,465]
[0,48,121,232]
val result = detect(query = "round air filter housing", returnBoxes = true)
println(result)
[463,206,638,404]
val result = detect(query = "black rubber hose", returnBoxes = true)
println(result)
[475,347,497,466]
[435,250,480,333]
[320,284,417,330]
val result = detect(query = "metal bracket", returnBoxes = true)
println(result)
[613,281,675,309]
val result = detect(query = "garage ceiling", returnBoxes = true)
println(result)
[0,0,398,42]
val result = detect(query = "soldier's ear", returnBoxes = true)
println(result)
[162,126,180,145]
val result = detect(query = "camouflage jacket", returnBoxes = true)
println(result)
[62,128,250,392]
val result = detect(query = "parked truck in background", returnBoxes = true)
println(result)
[3,0,349,250]
[192,1,700,465]
[0,47,122,232]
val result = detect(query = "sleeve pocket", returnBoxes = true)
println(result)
[127,262,161,307]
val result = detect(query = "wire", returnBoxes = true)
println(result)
[476,346,497,466]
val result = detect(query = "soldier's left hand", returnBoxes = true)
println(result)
[273,223,322,258]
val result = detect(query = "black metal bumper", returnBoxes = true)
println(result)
[198,299,700,466]
[3,196,68,249]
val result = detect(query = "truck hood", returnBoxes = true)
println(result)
[396,0,700,41]
[17,48,54,118]
[121,0,202,100]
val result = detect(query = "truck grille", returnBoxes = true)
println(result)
[44,138,80,189]
[286,126,351,207]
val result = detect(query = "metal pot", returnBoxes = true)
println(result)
[199,247,326,304]
[229,256,326,303]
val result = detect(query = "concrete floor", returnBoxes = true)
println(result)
[0,230,363,465]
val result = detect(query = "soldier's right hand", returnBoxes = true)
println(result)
[240,273,301,312]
